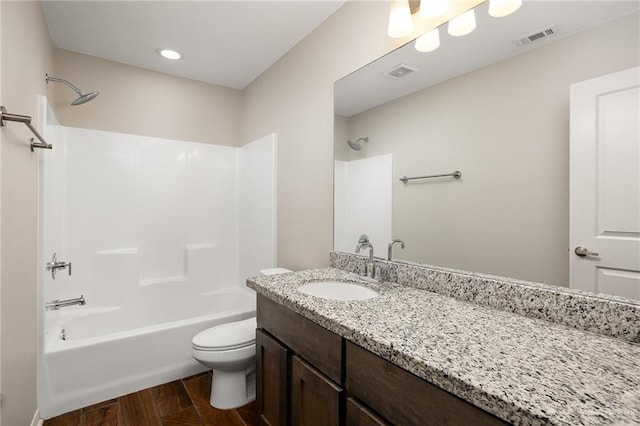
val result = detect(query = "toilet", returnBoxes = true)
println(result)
[191,267,291,409]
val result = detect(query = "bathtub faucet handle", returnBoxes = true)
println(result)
[46,253,72,280]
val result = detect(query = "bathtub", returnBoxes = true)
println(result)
[38,287,256,419]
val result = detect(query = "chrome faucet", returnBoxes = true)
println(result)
[45,295,85,310]
[355,234,376,279]
[387,239,405,261]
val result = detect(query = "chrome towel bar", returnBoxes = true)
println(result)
[400,170,461,183]
[0,106,52,151]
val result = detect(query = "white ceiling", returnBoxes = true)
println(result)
[42,0,346,90]
[335,1,640,117]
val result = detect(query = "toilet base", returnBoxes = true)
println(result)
[210,367,256,409]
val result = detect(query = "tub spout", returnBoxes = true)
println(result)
[46,295,85,310]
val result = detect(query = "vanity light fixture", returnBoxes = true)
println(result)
[419,0,449,18]
[157,48,182,60]
[415,28,440,52]
[488,0,522,18]
[410,0,521,53]
[447,9,477,36]
[388,0,413,38]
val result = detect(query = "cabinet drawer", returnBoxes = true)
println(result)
[346,342,509,426]
[257,295,343,383]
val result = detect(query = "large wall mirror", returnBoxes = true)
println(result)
[334,0,639,300]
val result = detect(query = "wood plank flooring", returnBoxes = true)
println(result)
[43,372,258,426]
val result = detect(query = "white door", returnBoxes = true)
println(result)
[569,67,640,299]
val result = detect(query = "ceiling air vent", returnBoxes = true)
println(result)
[383,64,419,80]
[513,25,558,47]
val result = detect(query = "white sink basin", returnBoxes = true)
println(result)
[297,281,378,301]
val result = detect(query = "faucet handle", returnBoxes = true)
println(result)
[387,239,406,261]
[45,252,72,280]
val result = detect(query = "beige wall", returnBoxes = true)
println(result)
[52,49,243,146]
[1,1,54,424]
[344,12,639,286]
[242,2,400,270]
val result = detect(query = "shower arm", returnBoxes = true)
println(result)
[0,106,53,151]
[46,75,83,95]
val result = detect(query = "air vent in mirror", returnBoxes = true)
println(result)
[383,64,419,79]
[514,25,558,47]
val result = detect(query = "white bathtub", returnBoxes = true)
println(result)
[38,287,256,419]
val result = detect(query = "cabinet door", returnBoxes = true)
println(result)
[256,329,289,426]
[291,355,342,426]
[346,397,390,426]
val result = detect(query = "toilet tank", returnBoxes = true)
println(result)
[260,268,292,276]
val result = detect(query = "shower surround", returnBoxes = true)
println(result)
[37,99,276,418]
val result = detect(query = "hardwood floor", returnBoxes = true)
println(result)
[43,372,258,426]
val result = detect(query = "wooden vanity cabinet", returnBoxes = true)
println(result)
[256,295,509,426]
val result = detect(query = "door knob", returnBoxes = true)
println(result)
[574,246,599,257]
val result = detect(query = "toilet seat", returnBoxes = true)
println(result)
[192,317,256,352]
[193,340,253,352]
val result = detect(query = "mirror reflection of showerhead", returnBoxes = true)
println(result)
[46,74,99,106]
[347,137,369,151]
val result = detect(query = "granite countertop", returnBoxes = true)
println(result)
[247,268,640,426]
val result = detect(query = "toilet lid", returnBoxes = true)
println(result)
[192,317,256,351]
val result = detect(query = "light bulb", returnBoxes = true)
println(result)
[415,28,440,52]
[489,0,522,17]
[388,0,413,38]
[447,9,476,37]
[157,49,181,60]
[419,0,449,18]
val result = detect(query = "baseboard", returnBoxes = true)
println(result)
[31,409,43,426]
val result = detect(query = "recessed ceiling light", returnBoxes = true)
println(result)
[157,48,181,60]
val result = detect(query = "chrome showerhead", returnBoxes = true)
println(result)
[46,74,99,106]
[71,91,99,106]
[347,137,369,151]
